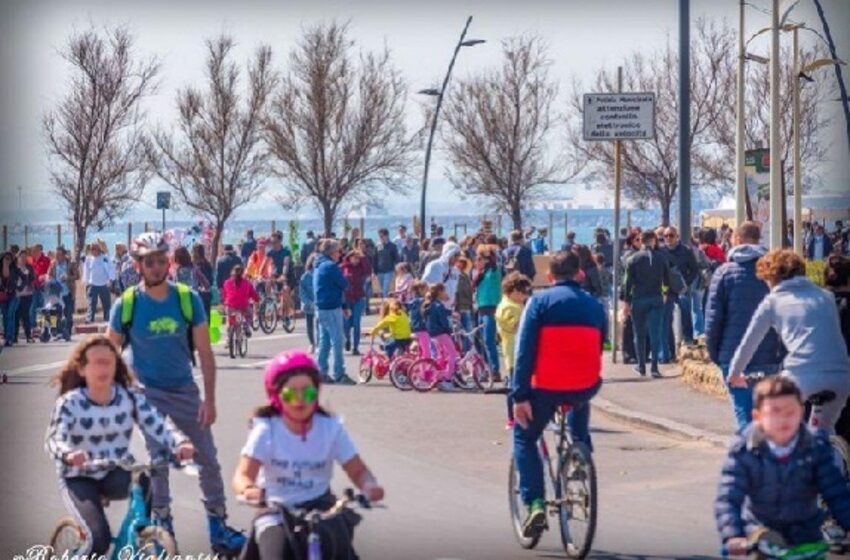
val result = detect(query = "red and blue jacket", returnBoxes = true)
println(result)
[511,280,607,402]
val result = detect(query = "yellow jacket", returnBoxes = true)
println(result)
[372,310,412,340]
[496,296,524,371]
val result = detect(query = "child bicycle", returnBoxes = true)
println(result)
[407,324,492,393]
[238,488,376,560]
[508,404,597,559]
[226,307,251,359]
[49,456,189,559]
[721,526,831,559]
[357,334,417,391]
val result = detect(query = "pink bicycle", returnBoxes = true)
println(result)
[358,335,418,391]
[407,325,492,392]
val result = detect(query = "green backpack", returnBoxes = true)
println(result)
[120,283,196,365]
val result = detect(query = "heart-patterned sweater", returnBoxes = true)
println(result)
[45,384,188,479]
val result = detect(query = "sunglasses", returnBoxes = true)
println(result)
[279,385,319,405]
[143,255,169,267]
[664,234,677,238]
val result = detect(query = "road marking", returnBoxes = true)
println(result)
[3,360,66,376]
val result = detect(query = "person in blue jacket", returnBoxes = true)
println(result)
[423,283,458,392]
[312,240,352,384]
[704,221,785,430]
[715,376,850,554]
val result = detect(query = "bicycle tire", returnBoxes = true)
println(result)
[389,356,415,391]
[49,517,85,555]
[408,358,440,392]
[136,525,178,557]
[259,300,278,334]
[454,354,478,392]
[238,329,248,357]
[251,304,261,331]
[472,354,495,391]
[228,328,237,359]
[557,441,597,559]
[508,459,542,550]
[357,355,373,384]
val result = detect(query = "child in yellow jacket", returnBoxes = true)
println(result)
[372,298,413,358]
[495,272,533,383]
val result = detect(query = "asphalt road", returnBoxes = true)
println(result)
[0,321,725,559]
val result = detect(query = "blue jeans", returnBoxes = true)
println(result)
[30,288,44,327]
[1,296,19,343]
[513,385,600,505]
[86,284,111,322]
[377,272,394,298]
[632,296,664,372]
[344,298,366,351]
[661,292,694,361]
[690,279,705,336]
[479,311,500,375]
[458,310,474,351]
[317,307,346,379]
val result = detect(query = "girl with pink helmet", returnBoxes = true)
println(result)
[232,350,384,559]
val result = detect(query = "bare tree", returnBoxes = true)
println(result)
[264,22,416,236]
[441,36,574,231]
[43,27,159,259]
[566,19,735,226]
[148,35,275,262]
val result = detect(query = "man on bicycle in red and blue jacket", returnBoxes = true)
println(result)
[512,251,606,539]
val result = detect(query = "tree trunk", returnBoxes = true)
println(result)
[510,204,523,232]
[660,200,671,227]
[321,202,335,238]
[211,223,223,267]
[74,224,87,263]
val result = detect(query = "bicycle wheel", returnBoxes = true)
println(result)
[49,517,85,555]
[408,358,440,392]
[136,525,178,557]
[251,304,261,331]
[281,310,296,333]
[454,354,478,392]
[238,329,248,357]
[389,355,415,391]
[471,354,494,392]
[228,328,237,359]
[357,355,373,384]
[259,300,278,334]
[557,441,597,559]
[508,459,541,550]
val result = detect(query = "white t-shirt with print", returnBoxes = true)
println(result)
[241,414,358,506]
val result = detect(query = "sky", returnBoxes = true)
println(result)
[1,0,848,221]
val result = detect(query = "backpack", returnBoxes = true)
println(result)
[120,283,196,365]
[695,247,717,290]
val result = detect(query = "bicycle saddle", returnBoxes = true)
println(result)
[807,390,837,406]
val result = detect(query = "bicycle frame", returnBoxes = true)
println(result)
[110,471,155,559]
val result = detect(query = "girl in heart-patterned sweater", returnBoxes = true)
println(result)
[44,335,194,555]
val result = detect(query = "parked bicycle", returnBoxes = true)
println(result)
[508,404,597,558]
[49,457,180,559]
[358,334,418,391]
[407,325,492,393]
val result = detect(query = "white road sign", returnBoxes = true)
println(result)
[583,92,656,141]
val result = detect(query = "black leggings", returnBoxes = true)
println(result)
[256,515,354,560]
[15,294,32,340]
[61,469,131,554]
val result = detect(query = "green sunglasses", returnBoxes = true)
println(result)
[279,385,319,405]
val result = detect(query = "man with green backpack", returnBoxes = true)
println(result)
[106,232,246,557]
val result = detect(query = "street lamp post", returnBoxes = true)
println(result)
[418,16,484,240]
[769,0,783,250]
[735,0,747,227]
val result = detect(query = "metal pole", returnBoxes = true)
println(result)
[161,208,166,232]
[627,209,632,230]
[678,0,691,241]
[497,215,502,237]
[420,16,475,241]
[563,213,568,246]
[144,222,149,233]
[359,217,365,240]
[57,224,62,248]
[2,225,6,251]
[612,66,623,364]
[735,0,747,227]
[792,27,803,255]
[548,212,554,251]
[24,225,29,248]
[127,223,132,246]
[271,220,277,236]
[769,0,783,249]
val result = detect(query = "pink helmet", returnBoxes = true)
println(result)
[264,351,321,412]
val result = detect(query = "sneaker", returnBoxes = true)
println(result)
[152,507,177,545]
[321,374,336,384]
[632,366,646,377]
[207,510,246,557]
[334,375,356,386]
[650,369,662,379]
[345,339,351,351]
[351,349,360,356]
[521,499,547,539]
[438,380,459,392]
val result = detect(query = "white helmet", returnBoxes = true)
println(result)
[131,232,169,259]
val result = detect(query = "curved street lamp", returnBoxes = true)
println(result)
[418,16,484,240]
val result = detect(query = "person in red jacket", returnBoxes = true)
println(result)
[222,265,259,335]
[341,250,372,356]
[700,228,727,266]
[28,244,52,326]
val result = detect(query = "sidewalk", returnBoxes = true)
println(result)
[595,354,735,449]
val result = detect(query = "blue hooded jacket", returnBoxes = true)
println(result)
[704,245,784,369]
[312,254,348,310]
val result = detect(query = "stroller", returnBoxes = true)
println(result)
[39,281,70,342]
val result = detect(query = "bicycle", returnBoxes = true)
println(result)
[226,308,251,359]
[49,457,178,559]
[358,335,417,391]
[721,526,831,559]
[508,404,597,558]
[258,281,297,335]
[238,488,375,560]
[407,325,493,392]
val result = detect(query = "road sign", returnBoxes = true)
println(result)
[582,92,656,141]
[156,191,171,210]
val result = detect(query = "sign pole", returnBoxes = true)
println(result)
[612,66,623,365]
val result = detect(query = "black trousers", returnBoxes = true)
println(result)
[14,294,32,340]
[60,469,131,554]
